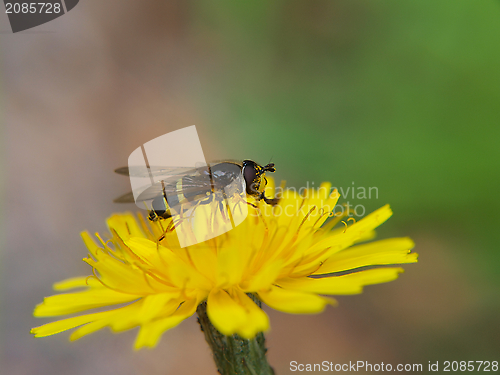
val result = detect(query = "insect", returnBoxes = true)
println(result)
[114,160,279,222]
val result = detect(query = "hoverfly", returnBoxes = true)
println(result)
[113,160,279,223]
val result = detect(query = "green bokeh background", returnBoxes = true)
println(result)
[193,0,500,269]
[195,1,499,220]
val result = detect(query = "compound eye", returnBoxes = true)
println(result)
[243,165,259,194]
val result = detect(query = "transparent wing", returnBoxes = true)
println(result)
[115,161,244,177]
[114,165,200,178]
[113,161,244,204]
[114,165,209,203]
[113,191,136,203]
[114,177,213,203]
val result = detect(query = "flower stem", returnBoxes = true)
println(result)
[196,296,274,375]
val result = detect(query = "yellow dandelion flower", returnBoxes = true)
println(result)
[31,179,417,350]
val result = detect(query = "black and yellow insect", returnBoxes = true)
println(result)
[114,160,278,221]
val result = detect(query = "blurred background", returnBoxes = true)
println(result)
[2,0,500,374]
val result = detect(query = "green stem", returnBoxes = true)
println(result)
[196,296,275,375]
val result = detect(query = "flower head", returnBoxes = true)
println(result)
[31,179,417,349]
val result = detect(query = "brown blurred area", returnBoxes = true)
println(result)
[2,2,218,374]
[2,1,499,374]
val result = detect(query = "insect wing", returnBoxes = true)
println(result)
[114,174,211,204]
[138,176,212,202]
[114,165,198,178]
[173,164,249,248]
[125,164,210,208]
[113,191,136,203]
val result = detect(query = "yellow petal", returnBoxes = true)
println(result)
[70,295,183,342]
[154,244,213,290]
[241,259,283,292]
[185,244,218,283]
[81,231,103,257]
[52,276,101,291]
[216,245,248,288]
[258,286,336,314]
[276,267,405,295]
[291,205,394,274]
[34,289,140,317]
[206,288,269,338]
[308,204,393,255]
[83,255,158,294]
[84,239,182,294]
[134,297,198,349]
[106,212,145,239]
[31,309,116,338]
[232,290,269,338]
[70,301,143,340]
[206,288,248,335]
[314,237,417,275]
[138,293,180,323]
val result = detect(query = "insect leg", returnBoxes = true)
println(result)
[247,197,269,231]
[259,191,280,206]
[220,190,236,227]
[160,180,174,218]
